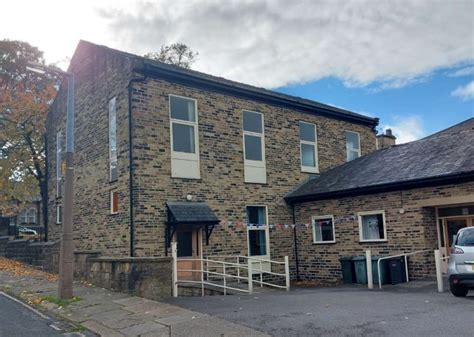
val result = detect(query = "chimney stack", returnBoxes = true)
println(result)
[377,128,396,149]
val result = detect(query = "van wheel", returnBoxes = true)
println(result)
[450,284,469,297]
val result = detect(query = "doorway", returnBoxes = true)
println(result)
[176,228,201,280]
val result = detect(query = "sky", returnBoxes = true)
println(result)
[1,0,473,143]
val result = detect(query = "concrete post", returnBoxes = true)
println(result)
[366,249,373,289]
[435,250,444,293]
[248,258,253,295]
[172,242,178,297]
[284,256,290,291]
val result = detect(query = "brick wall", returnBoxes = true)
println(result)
[293,181,474,282]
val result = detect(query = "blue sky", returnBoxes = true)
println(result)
[277,65,474,142]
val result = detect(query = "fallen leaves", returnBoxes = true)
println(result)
[0,257,58,282]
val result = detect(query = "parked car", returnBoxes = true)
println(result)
[18,226,39,240]
[448,227,474,297]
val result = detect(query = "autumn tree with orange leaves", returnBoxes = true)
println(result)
[0,40,58,233]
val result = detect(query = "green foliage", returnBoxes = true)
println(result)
[41,295,81,307]
[144,43,198,69]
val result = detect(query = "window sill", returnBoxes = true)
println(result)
[109,179,118,184]
[301,168,319,174]
[359,239,387,243]
[312,241,336,245]
[109,212,119,216]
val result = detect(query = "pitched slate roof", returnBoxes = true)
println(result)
[166,202,220,224]
[285,118,474,203]
[72,40,378,128]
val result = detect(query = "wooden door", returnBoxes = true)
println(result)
[176,228,201,281]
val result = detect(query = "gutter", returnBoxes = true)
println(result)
[285,171,474,205]
[127,74,146,257]
[135,62,378,129]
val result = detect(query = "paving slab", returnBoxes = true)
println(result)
[119,321,168,337]
[82,319,126,337]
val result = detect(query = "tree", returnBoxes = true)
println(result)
[0,40,58,237]
[144,43,198,69]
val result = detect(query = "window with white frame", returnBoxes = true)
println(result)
[312,215,335,243]
[109,97,118,181]
[56,131,62,197]
[246,206,269,257]
[56,204,62,224]
[28,208,36,224]
[299,122,319,173]
[169,95,200,179]
[243,111,266,183]
[19,209,28,224]
[358,211,387,242]
[346,131,361,162]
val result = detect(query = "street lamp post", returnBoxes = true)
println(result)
[26,63,75,299]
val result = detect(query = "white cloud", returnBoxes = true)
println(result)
[97,0,473,89]
[382,116,425,144]
[451,81,474,101]
[448,66,474,77]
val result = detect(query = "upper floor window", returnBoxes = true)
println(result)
[109,97,117,181]
[56,204,63,224]
[358,211,387,242]
[299,122,319,173]
[19,209,28,224]
[346,131,361,162]
[28,208,36,224]
[243,111,266,183]
[110,190,119,214]
[169,95,200,179]
[56,131,63,198]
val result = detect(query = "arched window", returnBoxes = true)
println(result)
[28,208,37,224]
[19,209,28,224]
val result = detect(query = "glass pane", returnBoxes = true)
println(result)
[314,218,334,242]
[361,214,384,240]
[347,149,359,161]
[172,123,195,153]
[299,122,315,142]
[243,111,263,133]
[177,230,193,257]
[244,135,262,161]
[301,143,316,167]
[249,230,267,256]
[447,220,467,246]
[247,206,266,225]
[170,96,196,122]
[346,131,360,150]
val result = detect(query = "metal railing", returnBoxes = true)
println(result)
[171,243,290,297]
[376,249,431,289]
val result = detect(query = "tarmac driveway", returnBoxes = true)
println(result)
[167,283,474,337]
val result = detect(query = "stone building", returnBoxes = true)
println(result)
[46,40,473,283]
[285,119,474,281]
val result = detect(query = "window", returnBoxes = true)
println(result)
[28,208,36,224]
[56,131,63,197]
[243,111,266,183]
[56,204,62,224]
[110,190,119,214]
[358,211,387,242]
[246,206,269,256]
[19,209,28,224]
[109,97,118,181]
[346,131,361,161]
[169,95,200,179]
[312,215,335,243]
[299,122,318,173]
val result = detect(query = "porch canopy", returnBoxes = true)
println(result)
[165,201,220,248]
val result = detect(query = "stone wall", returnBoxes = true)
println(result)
[0,238,172,300]
[85,257,172,300]
[293,181,474,283]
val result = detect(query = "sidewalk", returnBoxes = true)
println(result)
[0,258,269,337]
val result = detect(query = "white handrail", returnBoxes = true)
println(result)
[377,249,431,289]
[174,254,289,296]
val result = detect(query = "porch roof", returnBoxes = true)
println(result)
[285,118,474,203]
[166,201,219,225]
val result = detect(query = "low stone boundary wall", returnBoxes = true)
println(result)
[0,237,173,300]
